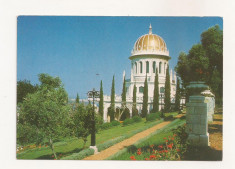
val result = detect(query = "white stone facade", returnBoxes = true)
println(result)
[103,25,177,122]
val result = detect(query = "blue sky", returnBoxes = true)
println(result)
[17,16,223,99]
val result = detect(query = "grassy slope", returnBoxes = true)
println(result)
[17,118,162,159]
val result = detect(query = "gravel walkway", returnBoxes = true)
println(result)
[83,121,171,160]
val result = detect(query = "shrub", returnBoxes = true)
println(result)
[60,148,94,160]
[146,112,161,122]
[111,120,120,126]
[97,136,125,151]
[132,116,142,123]
[123,118,134,126]
[132,108,139,117]
[164,115,174,121]
[100,122,112,130]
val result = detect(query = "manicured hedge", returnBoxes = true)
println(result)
[100,122,112,130]
[123,118,134,126]
[100,120,120,130]
[111,120,120,126]
[132,116,142,123]
[164,115,174,121]
[97,136,125,151]
[60,148,94,160]
[146,112,161,122]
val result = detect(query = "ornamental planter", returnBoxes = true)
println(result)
[186,81,209,96]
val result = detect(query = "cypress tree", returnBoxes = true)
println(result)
[110,75,115,121]
[76,93,80,104]
[142,75,148,118]
[152,68,159,113]
[132,84,138,117]
[164,66,171,113]
[175,77,181,111]
[99,80,104,117]
[121,76,126,108]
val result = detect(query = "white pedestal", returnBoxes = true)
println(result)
[90,146,99,154]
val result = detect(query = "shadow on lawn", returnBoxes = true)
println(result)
[208,124,223,134]
[36,148,83,159]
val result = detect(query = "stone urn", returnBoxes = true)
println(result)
[186,81,209,96]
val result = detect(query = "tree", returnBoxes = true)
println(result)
[17,73,71,159]
[71,102,92,149]
[99,80,104,117]
[164,66,171,113]
[120,108,130,121]
[132,84,138,117]
[71,102,103,149]
[17,80,38,104]
[175,25,223,104]
[142,75,148,118]
[175,77,181,111]
[121,76,126,107]
[152,68,159,113]
[175,45,209,88]
[110,75,115,121]
[201,25,223,78]
[174,52,191,88]
[201,25,223,102]
[76,93,80,104]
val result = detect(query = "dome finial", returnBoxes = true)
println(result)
[149,23,152,34]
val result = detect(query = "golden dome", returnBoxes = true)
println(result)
[131,24,169,57]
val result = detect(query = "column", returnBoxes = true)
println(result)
[186,95,210,146]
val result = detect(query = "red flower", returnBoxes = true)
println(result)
[167,143,173,149]
[138,148,141,152]
[150,155,156,159]
[158,145,163,149]
[176,149,180,152]
[165,140,168,142]
[130,156,135,160]
[165,150,168,153]
[54,158,56,160]
[163,137,167,140]
[150,144,154,148]
[137,151,142,155]
[145,158,149,160]
[173,134,177,137]
[171,137,175,140]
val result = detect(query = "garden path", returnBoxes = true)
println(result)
[83,114,184,160]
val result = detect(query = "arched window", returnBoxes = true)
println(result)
[159,62,162,74]
[153,61,156,73]
[140,61,143,73]
[139,86,144,93]
[146,61,149,73]
[135,62,137,74]
[164,63,166,74]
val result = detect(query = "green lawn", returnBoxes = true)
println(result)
[17,118,163,159]
[109,119,186,160]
